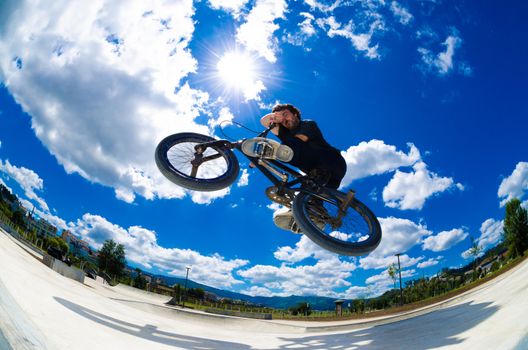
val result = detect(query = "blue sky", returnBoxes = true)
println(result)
[0,0,527,299]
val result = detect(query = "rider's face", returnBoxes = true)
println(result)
[279,109,300,130]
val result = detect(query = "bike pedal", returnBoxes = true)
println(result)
[253,142,272,158]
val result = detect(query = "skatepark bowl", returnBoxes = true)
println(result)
[1,228,527,350]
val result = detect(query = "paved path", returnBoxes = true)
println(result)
[1,229,527,349]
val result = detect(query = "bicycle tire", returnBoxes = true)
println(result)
[155,132,240,192]
[292,189,382,256]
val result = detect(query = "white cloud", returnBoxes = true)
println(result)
[299,12,317,36]
[190,188,231,205]
[304,0,341,13]
[283,12,317,48]
[238,256,356,296]
[0,159,49,212]
[436,35,461,73]
[0,1,235,205]
[346,268,416,299]
[498,162,528,207]
[236,0,287,63]
[240,285,274,297]
[208,0,249,17]
[273,235,337,263]
[208,107,235,130]
[316,16,384,59]
[461,247,484,260]
[416,26,436,40]
[16,198,68,232]
[267,202,283,211]
[390,1,413,25]
[360,253,423,271]
[343,286,371,299]
[359,216,431,269]
[474,218,504,252]
[478,219,504,250]
[422,228,468,252]
[382,161,462,210]
[418,31,467,76]
[417,256,443,269]
[71,213,248,288]
[340,140,421,188]
[365,267,416,286]
[460,218,503,260]
[237,169,249,187]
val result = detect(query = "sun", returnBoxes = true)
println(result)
[216,51,257,89]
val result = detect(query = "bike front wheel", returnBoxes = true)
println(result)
[292,189,382,256]
[155,133,239,192]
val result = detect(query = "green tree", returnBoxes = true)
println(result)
[11,210,27,229]
[351,299,365,314]
[297,302,311,316]
[503,198,528,258]
[46,236,70,255]
[387,263,398,290]
[188,287,205,301]
[467,236,483,280]
[133,268,148,290]
[0,184,17,202]
[98,239,127,280]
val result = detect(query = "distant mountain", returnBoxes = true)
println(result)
[153,275,345,310]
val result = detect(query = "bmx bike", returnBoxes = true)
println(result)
[155,125,381,256]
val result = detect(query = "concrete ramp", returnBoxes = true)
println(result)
[1,228,527,349]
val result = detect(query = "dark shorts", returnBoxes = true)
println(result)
[281,137,347,189]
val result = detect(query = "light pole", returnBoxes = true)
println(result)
[396,253,403,306]
[182,266,191,309]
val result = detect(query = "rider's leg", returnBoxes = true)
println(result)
[280,136,318,171]
[281,136,347,189]
[324,154,347,189]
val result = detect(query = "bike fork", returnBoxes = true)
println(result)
[339,190,355,212]
[334,190,355,227]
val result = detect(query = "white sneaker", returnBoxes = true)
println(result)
[273,209,302,234]
[241,137,293,162]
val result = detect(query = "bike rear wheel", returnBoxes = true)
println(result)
[155,133,239,191]
[292,189,381,256]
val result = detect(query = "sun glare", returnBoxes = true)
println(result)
[217,51,256,89]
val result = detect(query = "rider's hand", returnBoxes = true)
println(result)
[270,112,284,124]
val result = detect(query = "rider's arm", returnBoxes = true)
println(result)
[295,134,309,142]
[260,113,280,135]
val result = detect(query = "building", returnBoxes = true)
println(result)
[27,217,57,238]
[61,230,97,261]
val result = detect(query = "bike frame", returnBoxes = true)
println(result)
[194,125,341,206]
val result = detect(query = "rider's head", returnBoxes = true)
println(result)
[272,104,301,130]
[272,104,301,121]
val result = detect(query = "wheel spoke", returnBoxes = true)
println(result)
[155,132,240,192]
[305,194,371,243]
[166,142,229,180]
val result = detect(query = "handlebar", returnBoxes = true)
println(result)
[258,122,276,138]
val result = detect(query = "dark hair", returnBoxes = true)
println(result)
[272,103,301,120]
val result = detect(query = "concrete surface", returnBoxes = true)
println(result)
[0,228,527,349]
[42,254,85,283]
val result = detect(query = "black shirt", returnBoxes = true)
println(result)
[278,120,339,153]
